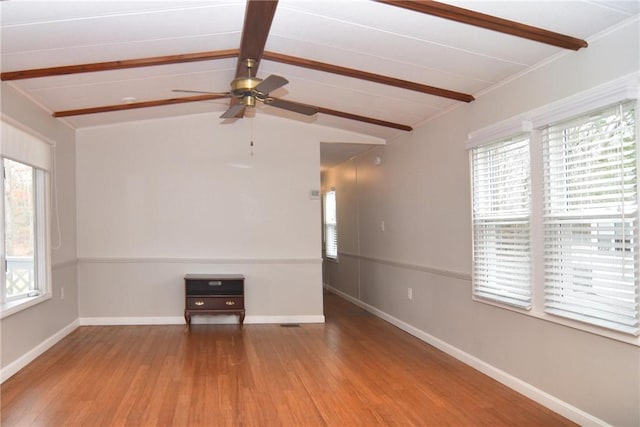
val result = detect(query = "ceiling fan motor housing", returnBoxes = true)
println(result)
[230,77,263,106]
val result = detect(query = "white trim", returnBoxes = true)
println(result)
[1,318,79,383]
[0,113,57,147]
[586,13,640,46]
[1,153,53,317]
[388,16,640,144]
[530,72,639,128]
[466,73,639,150]
[0,292,52,319]
[466,118,532,150]
[339,251,471,281]
[79,315,325,326]
[326,286,609,427]
[472,16,639,103]
[473,50,572,100]
[77,257,321,265]
[1,83,70,128]
[474,295,640,347]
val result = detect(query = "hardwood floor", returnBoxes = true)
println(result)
[1,292,575,426]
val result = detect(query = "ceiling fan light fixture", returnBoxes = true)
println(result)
[243,95,256,108]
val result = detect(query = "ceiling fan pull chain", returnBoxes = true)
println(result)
[250,116,254,157]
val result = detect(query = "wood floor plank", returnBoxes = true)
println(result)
[1,292,576,426]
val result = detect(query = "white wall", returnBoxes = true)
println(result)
[76,113,377,323]
[323,19,640,427]
[0,84,78,375]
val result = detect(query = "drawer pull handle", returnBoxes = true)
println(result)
[195,301,205,306]
[225,301,236,306]
[208,281,222,286]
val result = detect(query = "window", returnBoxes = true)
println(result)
[0,119,51,317]
[469,95,640,339]
[323,190,338,260]
[471,135,531,308]
[3,159,39,302]
[543,103,638,335]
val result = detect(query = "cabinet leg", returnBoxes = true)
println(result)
[239,310,245,325]
[185,310,191,325]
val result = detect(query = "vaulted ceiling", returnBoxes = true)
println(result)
[1,0,638,142]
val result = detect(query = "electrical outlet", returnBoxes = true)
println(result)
[408,287,413,300]
[60,287,65,300]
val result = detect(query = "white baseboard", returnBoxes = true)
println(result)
[326,286,608,427]
[1,319,79,384]
[79,314,325,326]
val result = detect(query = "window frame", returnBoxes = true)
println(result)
[0,118,52,319]
[471,135,532,309]
[467,75,640,345]
[541,102,639,336]
[2,159,37,303]
[323,189,338,261]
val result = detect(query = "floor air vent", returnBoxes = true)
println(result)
[345,310,371,317]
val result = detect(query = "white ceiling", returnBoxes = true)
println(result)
[1,0,639,149]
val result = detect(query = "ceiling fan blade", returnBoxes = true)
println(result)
[220,104,246,119]
[264,98,318,116]
[254,74,288,95]
[172,89,230,95]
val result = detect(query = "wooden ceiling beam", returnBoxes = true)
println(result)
[1,49,239,81]
[52,94,230,118]
[263,51,474,102]
[374,0,588,50]
[235,0,279,78]
[52,95,412,131]
[317,106,412,131]
[2,49,474,102]
[228,0,279,117]
[375,0,587,51]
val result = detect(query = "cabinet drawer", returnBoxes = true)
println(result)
[186,279,243,296]
[186,297,244,310]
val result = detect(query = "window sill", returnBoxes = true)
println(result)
[472,296,640,347]
[1,292,51,319]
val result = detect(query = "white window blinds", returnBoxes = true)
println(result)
[472,135,531,308]
[324,190,338,260]
[543,102,639,335]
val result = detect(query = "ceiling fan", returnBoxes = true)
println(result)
[2,0,588,134]
[173,58,318,119]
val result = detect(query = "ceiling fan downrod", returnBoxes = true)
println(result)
[230,59,261,107]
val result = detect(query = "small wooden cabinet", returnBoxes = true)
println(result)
[184,274,245,325]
